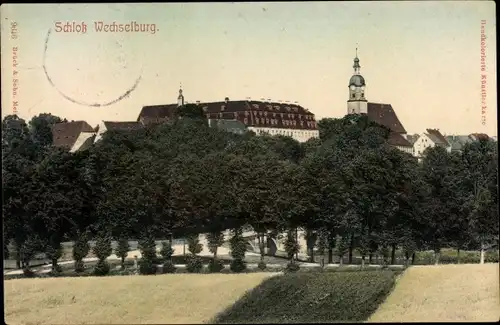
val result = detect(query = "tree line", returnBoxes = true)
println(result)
[2,107,498,275]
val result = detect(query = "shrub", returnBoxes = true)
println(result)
[207,231,225,258]
[138,232,158,275]
[285,261,300,273]
[73,232,90,273]
[160,241,175,262]
[94,259,111,276]
[485,250,499,263]
[212,271,400,323]
[229,228,247,273]
[115,238,130,269]
[45,239,63,273]
[258,261,267,270]
[186,234,203,255]
[4,240,10,259]
[230,258,247,273]
[414,249,499,265]
[138,258,157,275]
[208,258,225,273]
[93,234,112,276]
[187,255,203,273]
[19,236,43,271]
[162,260,176,274]
[284,230,300,261]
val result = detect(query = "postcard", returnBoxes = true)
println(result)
[2,2,498,324]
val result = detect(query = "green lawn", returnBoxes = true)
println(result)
[211,270,400,323]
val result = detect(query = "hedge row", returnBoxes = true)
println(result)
[212,270,400,323]
[414,250,499,265]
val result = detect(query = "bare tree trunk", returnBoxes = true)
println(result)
[480,241,485,264]
[328,248,333,264]
[258,233,265,263]
[339,255,343,266]
[51,258,58,272]
[309,240,315,263]
[295,228,299,261]
[411,252,416,265]
[434,249,441,265]
[457,248,461,264]
[368,253,373,264]
[390,244,396,265]
[361,256,365,269]
[348,236,354,264]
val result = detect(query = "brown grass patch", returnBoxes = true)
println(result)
[4,273,274,324]
[368,263,500,322]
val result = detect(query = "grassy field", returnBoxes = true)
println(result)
[4,273,274,324]
[212,270,400,323]
[368,263,500,322]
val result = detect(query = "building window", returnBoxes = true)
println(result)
[361,93,364,97]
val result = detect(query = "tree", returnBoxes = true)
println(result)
[19,235,44,276]
[45,234,63,273]
[115,238,130,270]
[206,232,225,259]
[304,229,318,263]
[335,235,350,266]
[186,234,203,273]
[138,230,157,275]
[25,148,88,265]
[284,229,300,264]
[93,233,113,275]
[177,103,205,120]
[420,146,464,264]
[229,228,247,273]
[28,113,64,154]
[2,115,39,269]
[460,139,498,263]
[73,231,91,272]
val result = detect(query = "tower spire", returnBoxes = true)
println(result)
[353,46,361,74]
[177,83,184,107]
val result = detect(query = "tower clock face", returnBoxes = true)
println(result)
[350,85,356,90]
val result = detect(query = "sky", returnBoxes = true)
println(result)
[1,2,497,136]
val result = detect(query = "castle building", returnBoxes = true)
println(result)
[138,89,320,143]
[346,50,413,154]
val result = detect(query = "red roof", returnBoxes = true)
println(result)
[366,103,406,134]
[388,132,412,147]
[426,129,450,146]
[104,121,143,131]
[52,121,94,150]
[138,100,318,130]
[470,133,490,140]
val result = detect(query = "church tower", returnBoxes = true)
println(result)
[177,85,185,107]
[347,49,367,114]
